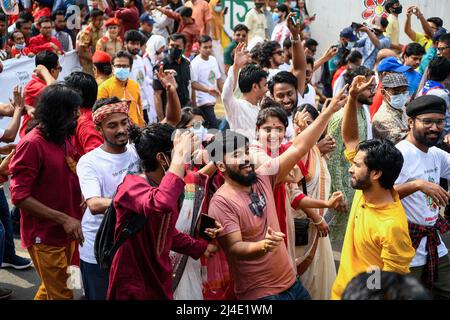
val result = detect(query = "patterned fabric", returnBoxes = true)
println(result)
[408,215,450,289]
[372,102,408,144]
[92,101,129,125]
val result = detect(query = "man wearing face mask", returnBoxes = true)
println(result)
[384,0,403,52]
[244,0,267,42]
[98,50,146,127]
[328,27,359,75]
[372,73,410,144]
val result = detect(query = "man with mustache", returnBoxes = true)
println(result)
[395,95,450,299]
[207,87,347,300]
[9,84,84,300]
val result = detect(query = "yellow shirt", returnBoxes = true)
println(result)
[385,14,399,45]
[415,32,433,52]
[331,149,415,300]
[97,76,145,127]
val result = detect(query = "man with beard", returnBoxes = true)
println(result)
[207,88,347,300]
[9,84,84,300]
[332,75,415,300]
[76,97,141,300]
[51,10,74,52]
[327,66,375,249]
[394,95,450,299]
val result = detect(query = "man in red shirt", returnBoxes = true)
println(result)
[29,16,63,54]
[10,83,84,300]
[65,72,104,156]
[21,51,61,138]
[100,0,139,38]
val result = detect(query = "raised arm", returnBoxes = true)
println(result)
[313,46,339,73]
[414,6,434,39]
[342,75,374,151]
[404,6,417,41]
[1,86,25,143]
[358,26,381,49]
[287,13,307,95]
[155,66,181,126]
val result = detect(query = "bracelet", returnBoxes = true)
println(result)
[312,216,324,225]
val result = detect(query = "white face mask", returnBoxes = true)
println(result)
[388,92,409,110]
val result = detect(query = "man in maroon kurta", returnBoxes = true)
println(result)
[9,83,84,300]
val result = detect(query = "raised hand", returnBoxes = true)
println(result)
[294,108,310,133]
[349,75,375,98]
[233,42,250,69]
[325,83,349,113]
[155,65,178,90]
[10,86,25,111]
[286,12,300,38]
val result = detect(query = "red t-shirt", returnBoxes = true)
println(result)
[369,83,383,119]
[107,173,207,300]
[28,34,63,54]
[75,108,104,156]
[21,75,46,138]
[9,128,83,249]
[11,46,32,57]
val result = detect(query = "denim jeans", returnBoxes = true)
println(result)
[0,188,15,265]
[259,278,311,300]
[80,259,109,300]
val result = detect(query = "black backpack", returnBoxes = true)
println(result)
[94,194,147,271]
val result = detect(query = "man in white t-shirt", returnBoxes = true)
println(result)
[244,0,267,42]
[394,95,450,299]
[221,42,268,141]
[191,35,223,129]
[77,97,140,300]
[124,30,158,124]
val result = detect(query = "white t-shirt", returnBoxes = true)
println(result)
[297,84,316,107]
[271,21,291,47]
[130,55,154,115]
[279,62,291,72]
[191,55,221,106]
[76,145,140,264]
[395,140,450,267]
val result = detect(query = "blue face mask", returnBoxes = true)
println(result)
[214,5,222,13]
[289,1,297,9]
[272,12,281,23]
[15,43,26,50]
[346,41,355,50]
[114,67,130,81]
[388,92,409,110]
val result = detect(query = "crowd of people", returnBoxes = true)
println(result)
[0,0,449,301]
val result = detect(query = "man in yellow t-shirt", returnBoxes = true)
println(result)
[97,51,146,127]
[331,75,415,300]
[384,0,402,50]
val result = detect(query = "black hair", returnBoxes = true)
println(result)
[256,101,288,129]
[380,17,389,29]
[427,17,443,28]
[124,29,145,45]
[0,13,6,23]
[112,50,134,68]
[250,43,262,64]
[403,42,426,57]
[94,62,113,76]
[428,57,450,82]
[35,50,59,70]
[169,0,183,11]
[93,97,122,112]
[306,56,315,68]
[439,33,450,46]
[356,139,404,189]
[177,107,206,129]
[344,65,375,85]
[238,64,268,93]
[283,37,292,49]
[16,19,31,31]
[384,0,398,12]
[296,0,309,16]
[342,271,430,300]
[346,50,363,64]
[208,130,249,163]
[233,24,249,33]
[35,83,82,145]
[258,41,281,68]
[180,6,193,17]
[129,123,175,172]
[268,71,298,95]
[51,10,66,21]
[10,30,24,42]
[90,9,104,19]
[199,35,213,44]
[305,38,318,49]
[169,33,187,47]
[276,3,289,16]
[37,16,52,26]
[293,103,319,121]
[64,72,98,109]
[19,11,34,22]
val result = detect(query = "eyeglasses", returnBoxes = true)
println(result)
[437,46,449,52]
[248,192,266,217]
[415,118,446,128]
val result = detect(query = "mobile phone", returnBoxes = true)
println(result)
[198,214,216,241]
[351,22,363,30]
[223,7,228,15]
[290,15,297,26]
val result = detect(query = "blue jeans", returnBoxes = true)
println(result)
[259,278,311,300]
[80,259,109,300]
[0,189,15,265]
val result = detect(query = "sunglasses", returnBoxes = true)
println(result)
[249,192,266,217]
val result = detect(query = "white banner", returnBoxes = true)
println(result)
[0,50,82,143]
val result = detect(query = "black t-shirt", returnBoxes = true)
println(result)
[153,57,191,107]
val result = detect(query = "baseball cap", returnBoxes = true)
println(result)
[433,27,447,42]
[140,12,156,25]
[340,27,358,42]
[378,57,410,73]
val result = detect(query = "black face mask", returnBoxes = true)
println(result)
[168,47,183,62]
[393,5,402,14]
